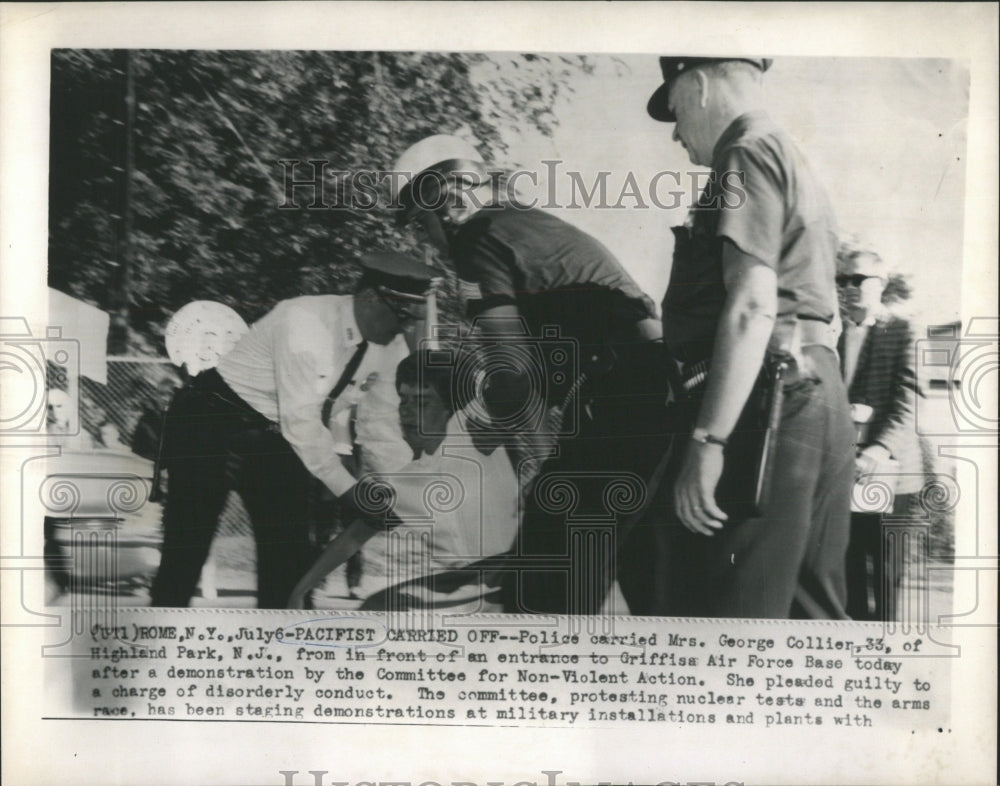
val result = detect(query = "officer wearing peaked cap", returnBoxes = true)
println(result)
[646,58,773,122]
[360,248,440,290]
[648,56,854,618]
[392,133,673,616]
[152,252,433,609]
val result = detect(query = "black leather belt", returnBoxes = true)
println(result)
[676,316,836,394]
[196,368,281,433]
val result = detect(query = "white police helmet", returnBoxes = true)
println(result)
[392,134,488,225]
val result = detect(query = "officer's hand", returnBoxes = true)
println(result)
[340,476,395,525]
[674,441,728,536]
[856,444,891,480]
[287,588,308,610]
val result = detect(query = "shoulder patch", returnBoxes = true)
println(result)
[458,278,483,301]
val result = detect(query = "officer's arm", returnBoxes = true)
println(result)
[470,303,521,334]
[468,304,535,423]
[287,519,377,608]
[674,242,776,534]
[695,240,777,438]
[274,308,357,496]
[288,470,413,607]
[457,221,521,333]
[700,144,783,439]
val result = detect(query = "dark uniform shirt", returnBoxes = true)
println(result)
[451,205,656,346]
[662,111,839,365]
[456,207,670,619]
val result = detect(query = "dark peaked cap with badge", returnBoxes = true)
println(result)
[359,250,435,298]
[647,57,773,122]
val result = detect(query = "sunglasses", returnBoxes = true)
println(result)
[835,274,877,287]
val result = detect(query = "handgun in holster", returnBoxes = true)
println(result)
[753,352,789,513]
[753,318,827,513]
[664,341,794,522]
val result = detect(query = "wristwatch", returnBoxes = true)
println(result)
[691,428,728,448]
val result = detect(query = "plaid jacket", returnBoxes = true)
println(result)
[839,314,924,485]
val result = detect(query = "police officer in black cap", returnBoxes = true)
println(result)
[392,135,672,616]
[151,252,433,608]
[648,57,855,618]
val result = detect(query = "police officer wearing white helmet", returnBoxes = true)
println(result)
[392,134,673,615]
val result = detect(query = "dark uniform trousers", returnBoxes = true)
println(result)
[504,341,675,616]
[150,369,317,608]
[661,345,854,618]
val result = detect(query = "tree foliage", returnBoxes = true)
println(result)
[48,49,590,354]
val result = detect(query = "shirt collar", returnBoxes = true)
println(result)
[847,306,884,329]
[712,110,773,168]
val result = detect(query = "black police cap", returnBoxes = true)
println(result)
[359,251,434,296]
[647,57,773,122]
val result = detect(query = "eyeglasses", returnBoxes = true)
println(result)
[375,286,427,323]
[836,274,876,288]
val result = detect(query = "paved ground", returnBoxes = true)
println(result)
[59,529,954,623]
[57,392,961,619]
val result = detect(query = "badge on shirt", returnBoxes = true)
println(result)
[458,278,483,301]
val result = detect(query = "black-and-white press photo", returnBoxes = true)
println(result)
[1,4,996,786]
[37,48,967,621]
